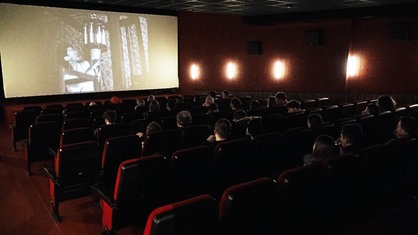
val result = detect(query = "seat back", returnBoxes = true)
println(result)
[339,102,355,118]
[286,111,307,129]
[252,132,288,177]
[36,113,62,124]
[63,110,89,120]
[11,109,38,150]
[62,117,91,130]
[142,128,181,157]
[322,104,341,123]
[282,127,315,167]
[106,154,171,230]
[212,138,256,197]
[262,113,289,133]
[143,194,218,235]
[219,177,284,235]
[170,145,213,200]
[95,123,130,153]
[100,134,142,192]
[277,165,331,234]
[26,121,61,175]
[60,127,95,147]
[178,124,212,149]
[55,140,101,200]
[119,111,143,124]
[327,154,367,227]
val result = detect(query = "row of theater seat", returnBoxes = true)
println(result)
[11,98,418,233]
[42,129,418,234]
[105,135,418,235]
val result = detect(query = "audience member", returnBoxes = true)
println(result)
[361,102,379,116]
[176,110,193,128]
[231,109,248,139]
[230,97,243,112]
[174,95,189,111]
[221,90,230,99]
[307,113,324,129]
[387,116,417,143]
[248,99,262,114]
[136,121,162,140]
[143,100,161,122]
[94,109,118,136]
[208,90,217,99]
[287,99,303,113]
[134,98,147,112]
[337,123,364,156]
[202,95,215,107]
[147,95,156,103]
[110,96,122,104]
[275,91,288,105]
[163,98,178,116]
[266,96,277,108]
[377,95,397,113]
[304,134,337,166]
[207,118,232,144]
[138,121,163,155]
[103,109,118,125]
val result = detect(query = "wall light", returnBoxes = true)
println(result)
[272,60,286,80]
[189,63,200,80]
[346,55,360,78]
[225,61,238,80]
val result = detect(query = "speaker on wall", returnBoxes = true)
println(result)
[247,41,262,55]
[390,23,410,41]
[305,29,323,46]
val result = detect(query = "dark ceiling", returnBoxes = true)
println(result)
[60,0,418,18]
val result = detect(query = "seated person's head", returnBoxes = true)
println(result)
[275,91,288,105]
[214,118,232,142]
[249,100,261,111]
[203,95,215,107]
[307,113,324,128]
[103,109,117,124]
[147,95,156,102]
[148,100,160,112]
[312,135,336,164]
[145,121,162,136]
[166,98,177,111]
[377,95,397,112]
[339,123,363,147]
[230,97,242,110]
[221,90,230,99]
[394,116,417,140]
[287,99,302,113]
[209,90,217,98]
[136,98,146,107]
[233,109,247,122]
[110,96,121,104]
[267,96,277,108]
[176,110,192,128]
[362,103,379,116]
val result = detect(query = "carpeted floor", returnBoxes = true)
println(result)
[0,122,104,235]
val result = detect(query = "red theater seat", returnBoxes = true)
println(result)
[143,194,218,235]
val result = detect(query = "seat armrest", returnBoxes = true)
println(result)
[91,184,115,207]
[42,165,57,181]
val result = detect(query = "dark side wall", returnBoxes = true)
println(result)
[178,11,418,98]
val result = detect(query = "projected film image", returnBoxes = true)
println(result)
[0,3,178,98]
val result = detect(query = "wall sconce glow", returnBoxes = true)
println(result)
[273,60,286,80]
[190,64,200,80]
[226,62,238,80]
[346,55,360,78]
